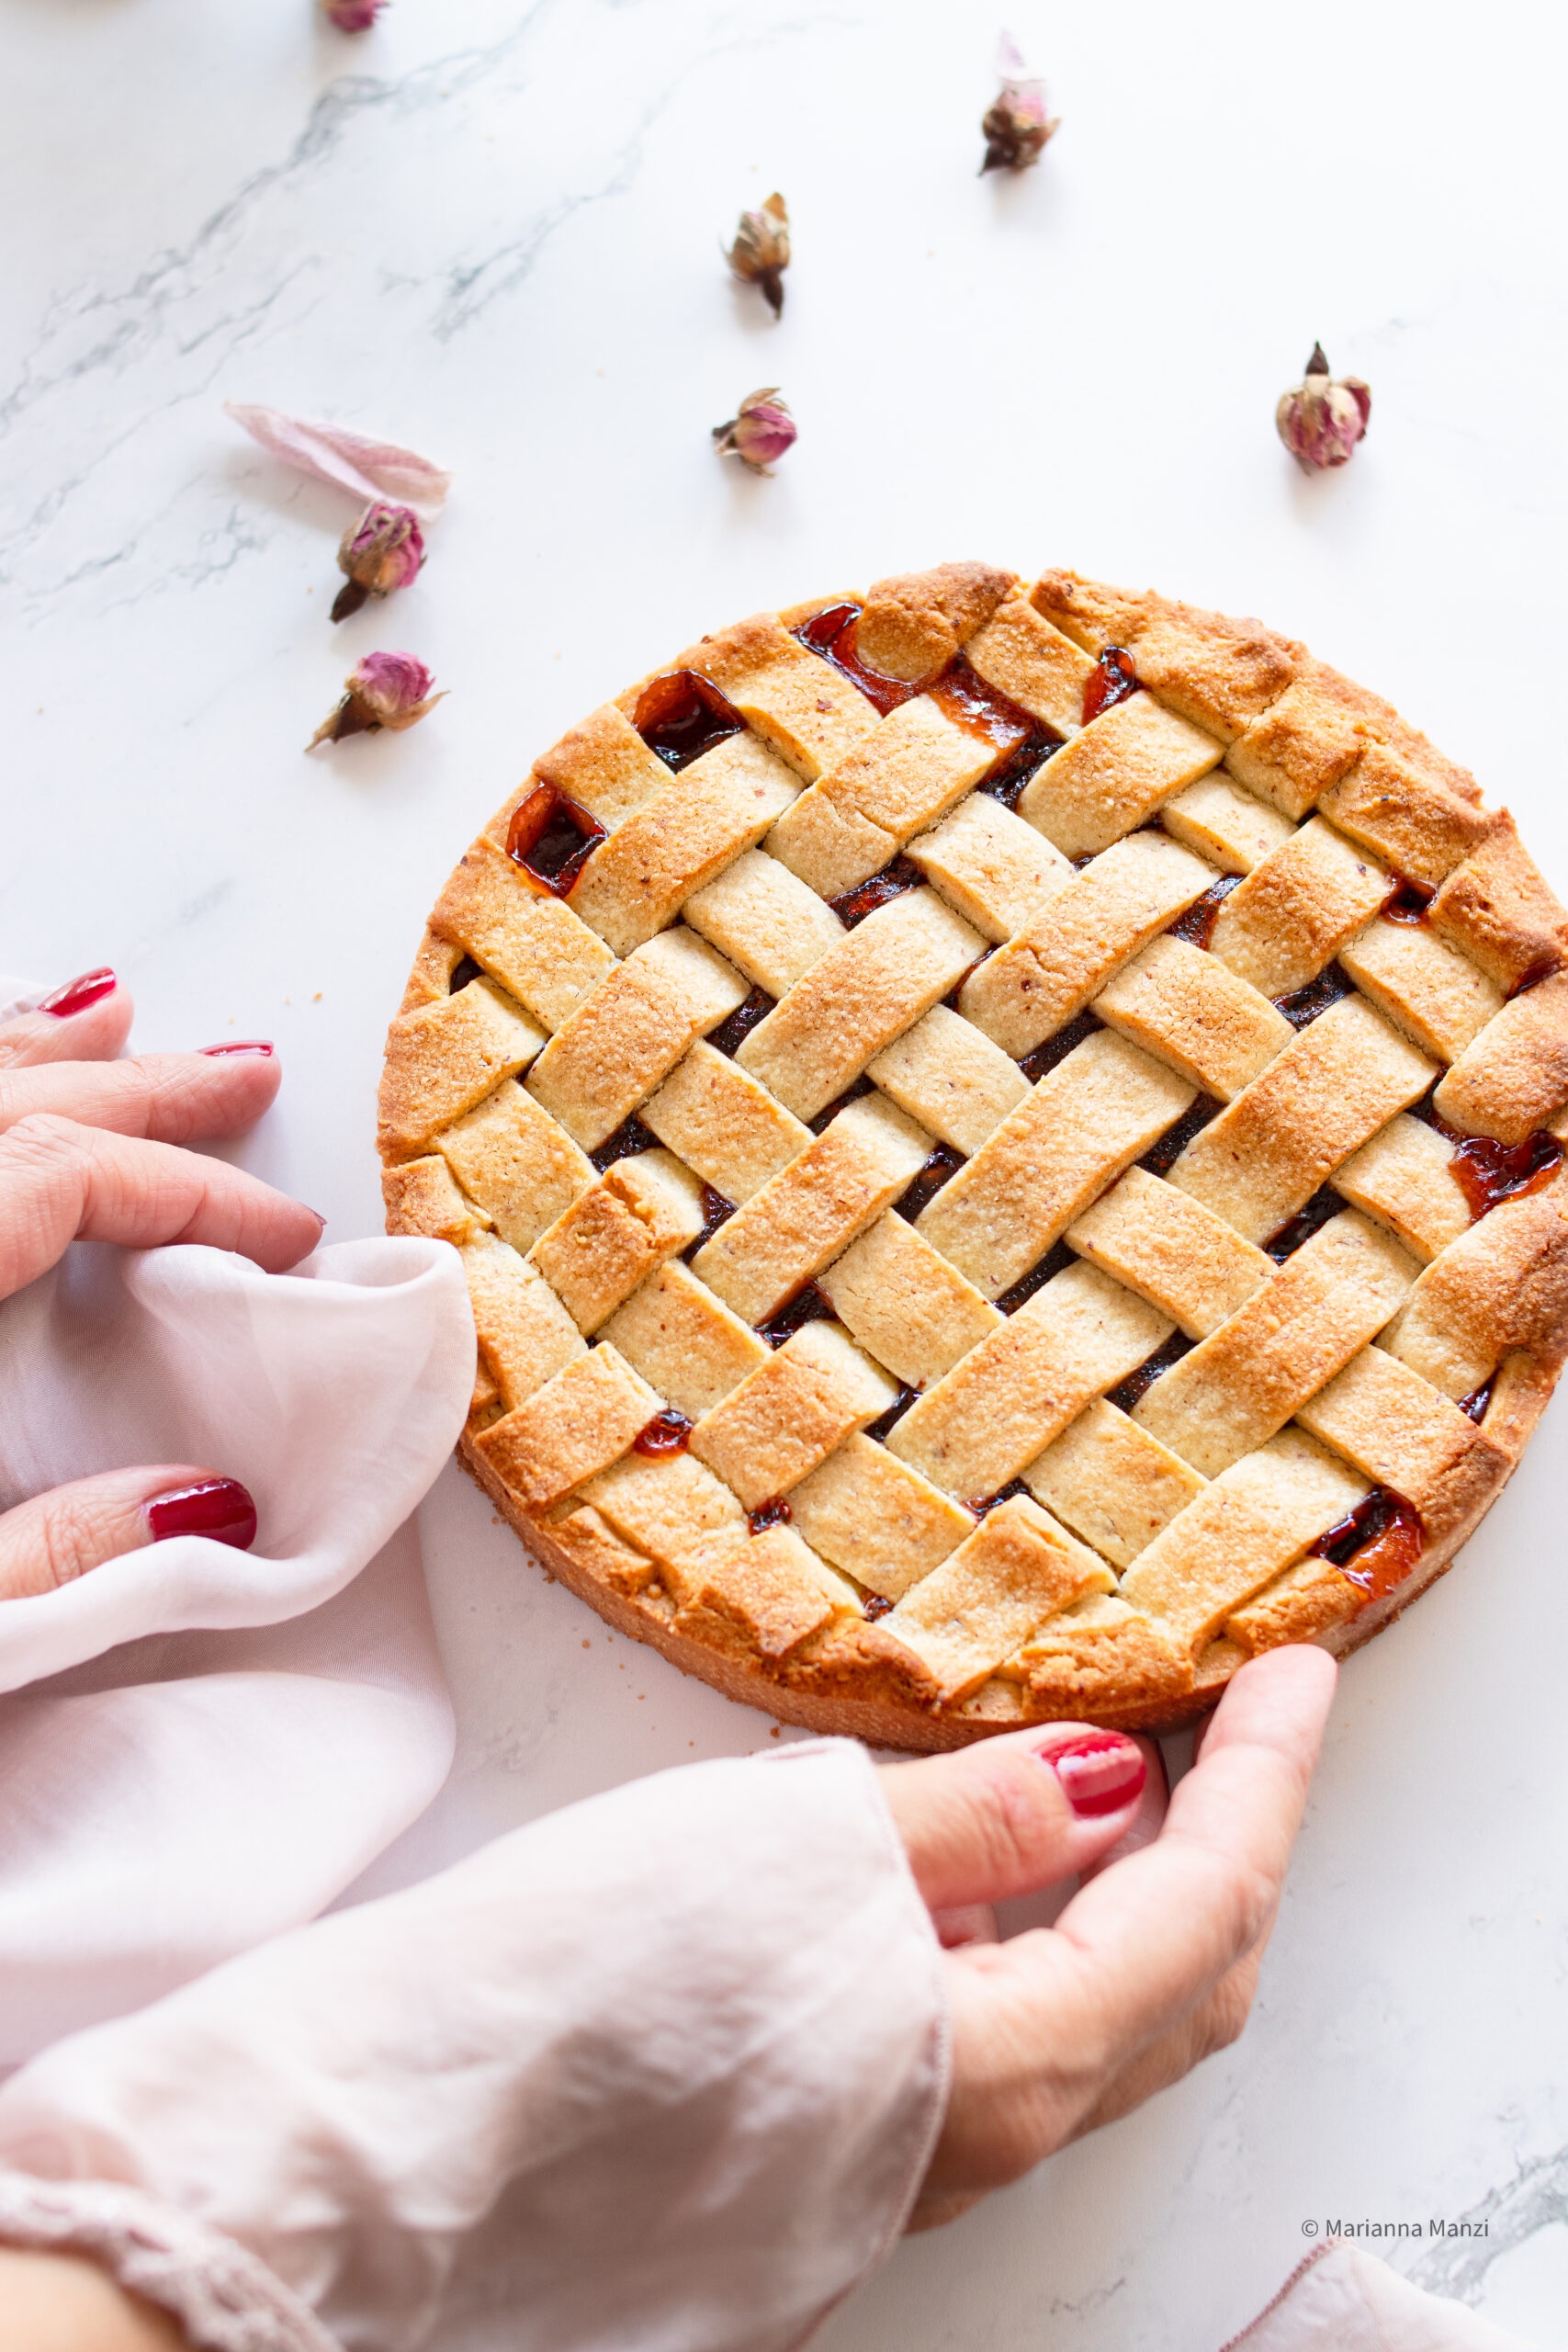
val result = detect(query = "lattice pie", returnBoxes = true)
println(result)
[380,563,1568,1747]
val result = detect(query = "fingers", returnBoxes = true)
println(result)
[1077,1736,1168,1882]
[0,970,132,1071]
[1036,1649,1334,2046]
[0,1046,280,1145]
[1066,1946,1267,2142]
[0,1469,258,1601]
[0,1114,322,1296]
[878,1724,1149,1913]
[917,1650,1337,2211]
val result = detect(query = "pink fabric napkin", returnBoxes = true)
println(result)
[1224,2241,1540,2349]
[0,1144,475,2059]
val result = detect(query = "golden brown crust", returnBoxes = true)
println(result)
[388,560,1568,1745]
[1031,569,1299,740]
[856,561,1019,683]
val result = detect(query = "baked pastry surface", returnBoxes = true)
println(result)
[380,563,1568,1747]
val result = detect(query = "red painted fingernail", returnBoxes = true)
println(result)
[1043,1733,1146,1818]
[145,1478,257,1551]
[40,967,117,1019]
[199,1040,275,1057]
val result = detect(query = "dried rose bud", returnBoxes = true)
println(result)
[322,0,387,28]
[728,193,790,318]
[1276,344,1372,471]
[980,32,1059,174]
[332,501,425,623]
[712,387,796,475]
[309,651,445,749]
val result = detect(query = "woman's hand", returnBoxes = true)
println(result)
[0,968,323,1601]
[881,1645,1336,2226]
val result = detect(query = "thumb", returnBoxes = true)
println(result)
[0,1468,258,1600]
[879,1726,1156,1914]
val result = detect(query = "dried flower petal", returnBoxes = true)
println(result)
[980,31,1059,174]
[712,387,796,476]
[309,650,446,749]
[331,501,426,623]
[226,403,450,517]
[322,0,388,27]
[728,192,790,318]
[1276,344,1372,471]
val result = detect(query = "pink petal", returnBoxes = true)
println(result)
[997,28,1030,79]
[224,403,450,517]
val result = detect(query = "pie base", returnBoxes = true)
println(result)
[461,1340,1550,1749]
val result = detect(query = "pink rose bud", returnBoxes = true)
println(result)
[332,501,425,623]
[980,32,1059,174]
[712,387,796,475]
[309,650,446,749]
[323,0,387,28]
[728,193,791,317]
[1277,345,1372,471]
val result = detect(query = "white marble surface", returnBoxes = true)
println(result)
[5,0,1568,2344]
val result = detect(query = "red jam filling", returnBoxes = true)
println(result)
[1311,1488,1424,1606]
[506,784,607,897]
[1082,646,1141,725]
[634,670,747,769]
[633,1408,694,1459]
[793,602,920,716]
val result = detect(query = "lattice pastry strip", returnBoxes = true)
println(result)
[906,793,1073,943]
[640,1042,810,1204]
[1435,969,1568,1144]
[671,1525,863,1667]
[1093,935,1293,1102]
[888,1260,1174,1502]
[1066,1166,1274,1338]
[600,1261,768,1419]
[681,847,846,996]
[476,1337,652,1498]
[1330,1114,1471,1263]
[1206,817,1391,999]
[959,830,1217,1056]
[431,836,616,1029]
[814,1210,1001,1391]
[1022,1400,1207,1571]
[1168,993,1437,1244]
[1017,692,1222,858]
[679,612,882,780]
[530,1150,705,1334]
[689,1319,899,1509]
[865,1004,1030,1155]
[1131,1210,1418,1476]
[883,1495,1113,1701]
[788,1435,975,1600]
[385,559,1568,1750]
[1118,1430,1371,1655]
[1378,1169,1568,1398]
[434,1081,594,1256]
[916,1029,1195,1300]
[529,702,671,831]
[769,693,1013,899]
[736,886,985,1122]
[1159,772,1296,874]
[525,926,750,1150]
[1337,917,1504,1064]
[964,592,1096,734]
[1293,1345,1509,1542]
[380,978,548,1159]
[691,1091,931,1324]
[570,731,801,956]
